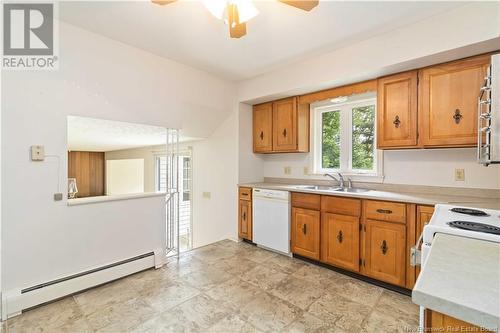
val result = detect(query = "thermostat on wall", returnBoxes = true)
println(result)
[30,145,45,161]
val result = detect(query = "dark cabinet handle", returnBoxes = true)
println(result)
[337,230,343,243]
[376,209,393,214]
[242,212,246,220]
[393,115,401,128]
[282,128,287,137]
[453,109,463,124]
[260,131,264,140]
[302,224,307,235]
[380,240,388,255]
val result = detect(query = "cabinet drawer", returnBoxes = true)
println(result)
[291,192,321,210]
[364,200,406,223]
[239,187,252,201]
[321,196,361,217]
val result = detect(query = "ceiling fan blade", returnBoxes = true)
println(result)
[279,0,319,11]
[227,3,247,38]
[151,0,177,5]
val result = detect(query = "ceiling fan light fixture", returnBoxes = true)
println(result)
[203,0,258,24]
[232,0,259,23]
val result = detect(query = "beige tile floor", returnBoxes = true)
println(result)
[5,240,419,332]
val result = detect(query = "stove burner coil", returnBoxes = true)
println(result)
[447,221,500,235]
[450,208,489,216]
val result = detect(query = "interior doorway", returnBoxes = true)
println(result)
[156,147,193,253]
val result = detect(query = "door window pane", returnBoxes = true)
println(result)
[352,105,375,170]
[321,110,341,169]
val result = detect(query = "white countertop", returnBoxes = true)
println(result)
[67,192,166,206]
[412,233,500,330]
[239,182,500,209]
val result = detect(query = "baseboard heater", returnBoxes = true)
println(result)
[2,249,164,320]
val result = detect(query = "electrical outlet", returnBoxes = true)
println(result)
[455,169,465,181]
[53,193,63,201]
[30,145,45,161]
[284,166,291,175]
[303,166,309,175]
[202,192,211,199]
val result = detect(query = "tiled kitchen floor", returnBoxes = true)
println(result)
[5,240,419,332]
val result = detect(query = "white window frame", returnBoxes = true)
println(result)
[311,97,384,182]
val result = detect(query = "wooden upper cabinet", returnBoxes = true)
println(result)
[364,219,406,287]
[321,213,360,272]
[419,55,490,147]
[253,97,309,153]
[377,71,418,148]
[253,102,273,153]
[273,97,298,151]
[291,207,320,260]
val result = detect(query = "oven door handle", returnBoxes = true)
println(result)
[410,233,424,267]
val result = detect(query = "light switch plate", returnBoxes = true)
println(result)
[53,193,63,201]
[202,192,211,199]
[30,145,45,161]
[455,168,465,181]
[284,166,291,175]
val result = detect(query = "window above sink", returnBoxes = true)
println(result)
[310,92,384,182]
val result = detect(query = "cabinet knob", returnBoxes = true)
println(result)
[302,223,307,235]
[380,240,388,255]
[242,212,246,220]
[260,131,264,140]
[337,230,343,243]
[282,128,287,137]
[453,109,463,124]
[393,115,401,128]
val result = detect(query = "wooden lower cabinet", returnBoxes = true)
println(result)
[363,219,406,287]
[321,213,360,272]
[416,205,434,277]
[238,199,252,241]
[426,310,491,332]
[291,207,320,260]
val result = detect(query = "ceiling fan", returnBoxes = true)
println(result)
[151,0,319,38]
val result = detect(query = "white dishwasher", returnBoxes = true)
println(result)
[252,188,290,255]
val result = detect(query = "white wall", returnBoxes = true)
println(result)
[238,103,264,183]
[187,110,239,248]
[1,21,235,291]
[105,146,161,193]
[261,149,500,190]
[106,159,145,195]
[238,2,500,103]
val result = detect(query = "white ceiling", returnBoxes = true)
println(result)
[59,1,466,81]
[67,116,197,151]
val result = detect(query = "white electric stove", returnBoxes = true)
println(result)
[417,203,500,329]
[421,204,500,268]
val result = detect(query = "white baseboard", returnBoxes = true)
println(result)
[2,248,165,320]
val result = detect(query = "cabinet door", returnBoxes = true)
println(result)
[426,310,490,332]
[291,207,320,260]
[273,97,298,151]
[238,199,252,241]
[419,55,490,147]
[416,205,434,277]
[364,219,406,286]
[377,71,418,148]
[253,103,273,153]
[321,213,360,272]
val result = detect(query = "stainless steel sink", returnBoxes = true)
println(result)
[292,185,340,191]
[292,185,371,193]
[333,188,371,193]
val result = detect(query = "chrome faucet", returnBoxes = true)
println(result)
[324,173,345,189]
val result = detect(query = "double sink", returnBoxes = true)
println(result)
[291,185,371,193]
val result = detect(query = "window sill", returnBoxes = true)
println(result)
[67,192,166,206]
[310,172,385,183]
